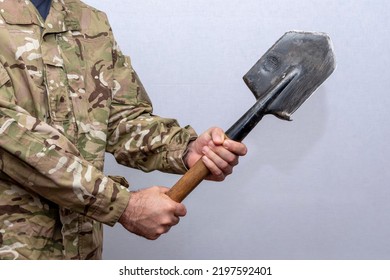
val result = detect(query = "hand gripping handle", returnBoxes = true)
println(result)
[166,97,268,202]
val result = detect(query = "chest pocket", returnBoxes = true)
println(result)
[55,32,89,125]
[41,34,75,122]
[58,32,113,127]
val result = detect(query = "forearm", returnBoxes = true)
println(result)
[107,111,197,174]
[0,105,130,226]
[106,51,198,174]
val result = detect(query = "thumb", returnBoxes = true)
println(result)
[210,127,225,145]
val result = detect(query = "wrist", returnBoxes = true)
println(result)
[183,140,196,169]
[119,191,138,227]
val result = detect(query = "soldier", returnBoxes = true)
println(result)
[0,0,247,259]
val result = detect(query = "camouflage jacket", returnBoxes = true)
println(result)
[0,0,196,259]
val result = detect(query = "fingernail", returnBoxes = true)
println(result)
[223,140,230,149]
[212,135,220,144]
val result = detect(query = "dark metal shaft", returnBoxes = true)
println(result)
[226,68,297,141]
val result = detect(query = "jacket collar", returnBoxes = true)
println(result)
[0,0,81,32]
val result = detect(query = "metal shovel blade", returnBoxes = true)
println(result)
[243,31,336,120]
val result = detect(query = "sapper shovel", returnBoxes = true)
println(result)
[167,31,336,202]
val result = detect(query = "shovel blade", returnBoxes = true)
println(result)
[243,31,336,120]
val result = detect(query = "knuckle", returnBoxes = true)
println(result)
[179,205,187,216]
[152,235,160,240]
[226,154,238,164]
[147,234,160,240]
[161,216,173,226]
[225,167,233,175]
[216,174,226,182]
[212,170,225,181]
[221,161,230,170]
[166,204,176,213]
[212,169,223,177]
[219,161,232,173]
[156,226,169,235]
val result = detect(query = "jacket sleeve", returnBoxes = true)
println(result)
[106,41,198,174]
[0,63,130,226]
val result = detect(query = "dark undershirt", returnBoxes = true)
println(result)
[31,0,52,20]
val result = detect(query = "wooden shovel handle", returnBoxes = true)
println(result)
[166,158,210,202]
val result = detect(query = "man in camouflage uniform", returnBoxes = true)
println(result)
[0,0,247,260]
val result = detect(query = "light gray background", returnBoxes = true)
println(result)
[83,0,390,259]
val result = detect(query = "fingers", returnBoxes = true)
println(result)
[202,144,233,180]
[174,202,187,217]
[202,136,247,181]
[208,127,248,156]
[184,127,247,171]
[159,186,187,217]
[119,186,187,240]
[148,203,185,240]
[209,127,225,145]
[223,139,248,156]
[151,189,187,238]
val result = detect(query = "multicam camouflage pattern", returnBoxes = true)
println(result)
[0,0,196,259]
